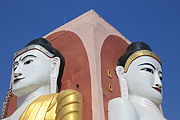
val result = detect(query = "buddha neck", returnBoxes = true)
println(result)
[17,85,50,108]
[128,94,161,114]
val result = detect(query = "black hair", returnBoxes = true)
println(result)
[117,41,152,67]
[26,38,65,90]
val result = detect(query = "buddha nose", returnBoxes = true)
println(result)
[13,63,23,78]
[14,73,22,78]
[155,83,162,89]
[154,73,162,88]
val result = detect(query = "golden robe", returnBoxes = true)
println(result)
[19,89,83,120]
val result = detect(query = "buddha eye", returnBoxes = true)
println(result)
[159,72,163,81]
[141,68,154,74]
[13,62,18,71]
[24,60,33,65]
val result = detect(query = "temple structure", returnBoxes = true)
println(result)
[43,10,130,120]
[2,10,166,120]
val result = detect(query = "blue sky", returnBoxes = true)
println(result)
[0,0,179,119]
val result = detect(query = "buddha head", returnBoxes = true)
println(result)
[116,42,163,105]
[11,38,65,97]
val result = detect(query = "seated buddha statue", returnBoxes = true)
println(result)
[3,38,83,120]
[108,42,167,120]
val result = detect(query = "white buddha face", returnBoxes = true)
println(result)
[124,56,163,105]
[12,49,53,97]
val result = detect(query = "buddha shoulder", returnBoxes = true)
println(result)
[19,89,83,120]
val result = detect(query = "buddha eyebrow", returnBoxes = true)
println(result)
[13,61,19,67]
[21,55,37,61]
[138,63,156,70]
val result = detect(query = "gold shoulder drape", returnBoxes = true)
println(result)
[19,89,83,120]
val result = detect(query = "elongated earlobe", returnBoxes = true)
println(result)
[50,57,60,93]
[116,66,128,99]
[116,66,124,76]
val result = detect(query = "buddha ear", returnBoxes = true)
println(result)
[116,66,128,99]
[50,57,60,93]
[116,66,124,77]
[51,57,61,73]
